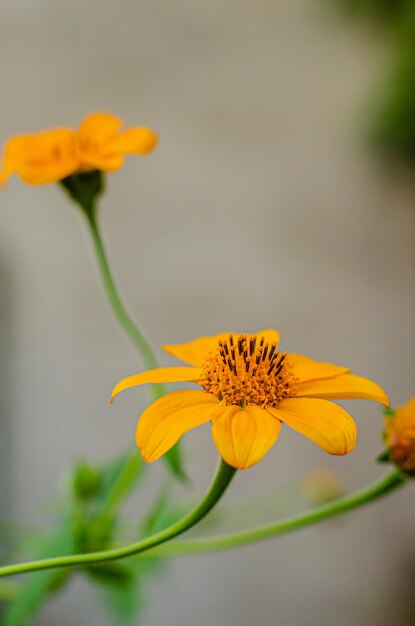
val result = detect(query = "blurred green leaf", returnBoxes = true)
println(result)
[370,35,415,161]
[336,0,407,18]
[84,452,145,514]
[335,0,415,165]
[2,520,74,626]
[165,441,187,482]
[88,555,166,624]
[141,483,190,538]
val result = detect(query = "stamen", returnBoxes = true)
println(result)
[199,334,297,409]
[268,343,277,361]
[267,361,276,375]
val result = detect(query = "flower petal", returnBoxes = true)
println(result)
[268,398,357,455]
[287,353,349,383]
[78,112,122,143]
[110,367,201,402]
[256,329,281,347]
[162,334,228,366]
[108,128,158,155]
[163,329,280,367]
[136,390,218,463]
[296,374,389,406]
[1,129,78,186]
[211,403,281,469]
[78,153,125,173]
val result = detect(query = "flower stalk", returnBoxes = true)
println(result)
[67,182,184,478]
[83,206,160,374]
[145,468,407,557]
[0,459,236,578]
[0,468,407,578]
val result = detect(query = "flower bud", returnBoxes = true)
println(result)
[71,461,102,500]
[383,399,415,476]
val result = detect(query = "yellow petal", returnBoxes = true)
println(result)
[287,353,349,383]
[163,329,280,367]
[163,334,227,366]
[211,403,281,469]
[110,366,201,402]
[296,374,389,406]
[136,390,217,463]
[78,112,122,143]
[256,329,281,346]
[0,135,30,184]
[78,153,125,173]
[1,129,78,186]
[108,127,158,155]
[268,398,357,455]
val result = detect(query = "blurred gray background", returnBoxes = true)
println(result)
[1,0,415,624]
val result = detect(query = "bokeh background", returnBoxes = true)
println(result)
[1,0,415,624]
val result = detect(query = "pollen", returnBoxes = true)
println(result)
[199,334,298,408]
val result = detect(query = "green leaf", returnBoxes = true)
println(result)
[93,452,145,513]
[89,557,166,624]
[336,0,407,18]
[3,520,74,626]
[141,483,191,537]
[164,441,188,483]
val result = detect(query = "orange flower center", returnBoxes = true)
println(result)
[199,334,298,408]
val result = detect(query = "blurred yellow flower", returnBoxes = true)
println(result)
[111,330,389,470]
[384,398,415,475]
[0,112,157,186]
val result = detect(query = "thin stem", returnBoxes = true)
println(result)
[81,205,184,479]
[143,469,406,558]
[83,208,159,373]
[0,460,236,578]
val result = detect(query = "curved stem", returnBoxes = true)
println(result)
[83,209,158,372]
[143,469,406,558]
[0,460,236,578]
[82,206,184,478]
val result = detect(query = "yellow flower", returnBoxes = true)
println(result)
[0,112,157,186]
[111,330,389,470]
[384,398,415,475]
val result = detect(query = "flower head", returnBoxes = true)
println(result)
[384,399,415,475]
[111,330,389,470]
[0,112,157,186]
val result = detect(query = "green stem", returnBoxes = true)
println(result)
[0,460,236,578]
[82,205,184,479]
[142,469,406,558]
[83,208,159,373]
